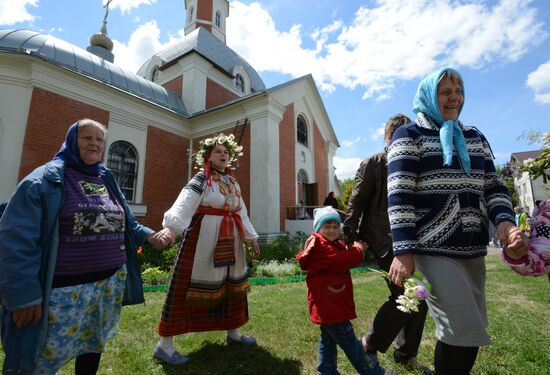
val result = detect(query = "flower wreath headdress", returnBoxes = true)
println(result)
[195,133,244,185]
[195,133,244,170]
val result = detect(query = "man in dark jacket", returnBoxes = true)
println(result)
[343,114,432,374]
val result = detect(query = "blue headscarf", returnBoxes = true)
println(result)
[412,67,471,175]
[54,121,104,175]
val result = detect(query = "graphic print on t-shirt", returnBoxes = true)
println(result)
[72,180,125,236]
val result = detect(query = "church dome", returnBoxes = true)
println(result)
[137,27,265,93]
[0,29,187,115]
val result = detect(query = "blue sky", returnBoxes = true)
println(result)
[1,0,549,179]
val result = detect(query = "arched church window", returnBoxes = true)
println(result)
[107,141,138,202]
[235,74,245,93]
[215,10,222,27]
[297,115,308,146]
[151,66,160,82]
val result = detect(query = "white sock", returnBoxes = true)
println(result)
[159,336,175,356]
[227,329,241,340]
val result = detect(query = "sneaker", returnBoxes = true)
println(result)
[393,351,433,375]
[153,345,189,365]
[227,334,257,346]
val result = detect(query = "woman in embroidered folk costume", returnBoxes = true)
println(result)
[153,133,260,365]
[386,67,528,374]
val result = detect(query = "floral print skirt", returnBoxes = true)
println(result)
[34,265,127,374]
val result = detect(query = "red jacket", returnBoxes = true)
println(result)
[296,232,364,325]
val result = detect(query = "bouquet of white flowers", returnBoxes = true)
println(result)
[372,269,432,313]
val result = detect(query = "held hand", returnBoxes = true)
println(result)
[147,228,175,250]
[497,222,529,260]
[388,253,415,287]
[13,304,42,328]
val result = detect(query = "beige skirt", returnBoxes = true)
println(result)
[414,254,490,347]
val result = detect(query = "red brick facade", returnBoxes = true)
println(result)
[197,0,213,22]
[162,75,183,96]
[313,120,327,205]
[20,87,110,180]
[205,78,238,109]
[141,127,189,229]
[279,104,296,231]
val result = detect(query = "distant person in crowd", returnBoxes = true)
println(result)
[296,206,393,375]
[151,133,260,366]
[344,113,432,374]
[386,67,528,374]
[503,199,550,277]
[515,206,529,233]
[0,119,162,374]
[323,191,339,209]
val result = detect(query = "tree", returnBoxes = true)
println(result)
[517,131,550,183]
[496,164,519,207]
[339,177,355,210]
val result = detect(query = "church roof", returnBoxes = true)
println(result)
[137,27,265,92]
[0,29,187,115]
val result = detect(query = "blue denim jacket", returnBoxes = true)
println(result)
[0,159,153,374]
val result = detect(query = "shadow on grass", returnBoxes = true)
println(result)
[156,341,303,375]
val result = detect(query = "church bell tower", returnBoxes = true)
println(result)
[184,0,229,43]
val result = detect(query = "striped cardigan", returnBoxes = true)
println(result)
[387,114,515,258]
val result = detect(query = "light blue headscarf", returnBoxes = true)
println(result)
[412,67,471,175]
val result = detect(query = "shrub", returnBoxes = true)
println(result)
[254,259,304,277]
[141,267,170,285]
[138,241,179,274]
[258,232,308,263]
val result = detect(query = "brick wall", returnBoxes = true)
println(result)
[162,75,183,96]
[197,0,213,22]
[279,104,296,231]
[205,78,238,109]
[20,87,110,179]
[313,120,327,206]
[141,127,189,229]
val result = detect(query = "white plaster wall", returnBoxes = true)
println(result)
[180,57,208,114]
[0,59,33,201]
[248,100,284,234]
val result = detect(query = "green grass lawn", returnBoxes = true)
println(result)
[1,253,549,374]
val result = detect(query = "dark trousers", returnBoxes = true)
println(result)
[364,251,428,358]
[75,353,101,375]
[434,341,478,374]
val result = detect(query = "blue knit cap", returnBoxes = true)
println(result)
[313,206,341,233]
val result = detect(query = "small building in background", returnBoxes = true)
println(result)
[509,150,548,214]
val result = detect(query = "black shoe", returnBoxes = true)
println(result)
[393,351,433,375]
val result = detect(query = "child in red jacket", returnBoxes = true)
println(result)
[296,206,391,375]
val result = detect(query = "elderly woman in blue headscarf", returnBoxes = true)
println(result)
[385,68,528,374]
[0,119,165,374]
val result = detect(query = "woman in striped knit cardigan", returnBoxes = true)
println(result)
[386,67,528,374]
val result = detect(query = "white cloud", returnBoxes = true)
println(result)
[110,0,157,15]
[341,136,361,148]
[227,0,546,100]
[370,124,385,141]
[526,59,550,104]
[0,0,37,25]
[333,156,362,180]
[112,20,184,73]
